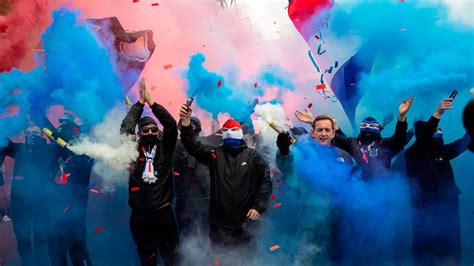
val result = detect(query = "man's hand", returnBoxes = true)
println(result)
[179,103,192,127]
[277,132,292,155]
[398,96,414,122]
[138,78,146,105]
[144,88,155,106]
[433,98,453,119]
[295,109,314,125]
[247,209,260,221]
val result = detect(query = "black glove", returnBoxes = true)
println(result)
[277,132,292,156]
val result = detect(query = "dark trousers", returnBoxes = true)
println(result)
[412,203,462,266]
[11,199,49,266]
[130,206,179,266]
[47,210,92,266]
[175,198,209,238]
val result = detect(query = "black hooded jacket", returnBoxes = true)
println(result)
[334,120,407,179]
[0,139,56,203]
[180,124,272,230]
[405,116,470,206]
[120,102,178,212]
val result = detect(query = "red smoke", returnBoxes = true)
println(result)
[0,0,51,72]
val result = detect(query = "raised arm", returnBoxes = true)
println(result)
[179,103,213,165]
[441,133,471,161]
[150,103,177,152]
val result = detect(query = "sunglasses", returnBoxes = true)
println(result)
[360,123,380,129]
[140,127,159,134]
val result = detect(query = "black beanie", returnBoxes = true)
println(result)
[138,116,157,129]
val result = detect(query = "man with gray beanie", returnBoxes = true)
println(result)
[120,78,178,266]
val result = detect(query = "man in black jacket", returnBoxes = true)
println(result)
[0,124,55,266]
[334,96,414,179]
[120,79,178,266]
[173,116,211,238]
[46,112,94,266]
[405,98,470,266]
[178,103,272,247]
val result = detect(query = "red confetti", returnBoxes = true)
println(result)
[269,245,280,252]
[213,259,220,265]
[73,127,79,134]
[217,80,222,88]
[316,84,326,90]
[271,194,276,200]
[254,82,258,88]
[131,187,140,192]
[60,172,70,184]
[63,204,70,213]
[173,171,180,176]
[151,3,159,6]
[94,226,104,234]
[90,189,100,194]
[133,0,139,2]
[163,64,173,70]
[273,202,282,208]
[307,103,313,109]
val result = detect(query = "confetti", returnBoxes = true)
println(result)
[314,35,320,40]
[320,74,325,84]
[307,103,313,109]
[131,187,140,192]
[133,0,139,2]
[73,127,79,133]
[273,202,282,208]
[173,171,180,176]
[213,259,220,265]
[334,61,339,68]
[317,44,326,55]
[90,189,100,194]
[60,172,70,184]
[269,245,280,252]
[151,3,159,6]
[150,86,156,91]
[308,50,320,73]
[316,84,326,91]
[271,194,277,200]
[217,80,222,88]
[63,204,70,213]
[94,226,104,234]
[254,82,258,88]
[163,64,173,70]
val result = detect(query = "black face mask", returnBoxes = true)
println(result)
[26,134,46,146]
[432,137,444,148]
[57,123,79,142]
[359,132,380,145]
[140,135,157,145]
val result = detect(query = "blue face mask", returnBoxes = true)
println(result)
[222,138,242,147]
[360,119,381,134]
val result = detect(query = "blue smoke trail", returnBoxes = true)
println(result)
[0,8,123,146]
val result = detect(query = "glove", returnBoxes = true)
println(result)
[277,132,292,156]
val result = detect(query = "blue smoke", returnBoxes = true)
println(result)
[185,53,294,123]
[0,8,123,146]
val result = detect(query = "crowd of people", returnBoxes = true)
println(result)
[1,79,473,266]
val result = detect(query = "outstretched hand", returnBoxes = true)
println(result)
[295,108,314,124]
[398,96,414,122]
[179,103,193,127]
[433,98,453,119]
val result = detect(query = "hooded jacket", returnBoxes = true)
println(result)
[0,139,56,203]
[120,102,178,212]
[405,116,470,206]
[334,120,408,179]
[180,124,272,230]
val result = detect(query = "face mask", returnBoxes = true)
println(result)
[25,134,45,145]
[57,123,79,142]
[140,134,157,145]
[222,127,243,148]
[223,138,242,147]
[359,132,380,145]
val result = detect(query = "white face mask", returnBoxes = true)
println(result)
[221,127,243,140]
